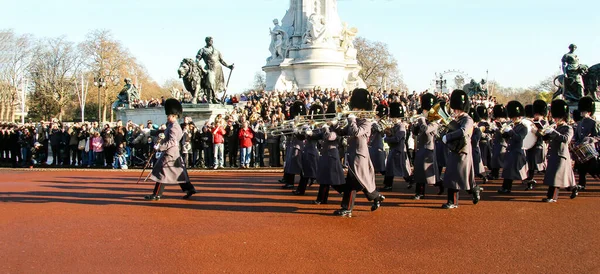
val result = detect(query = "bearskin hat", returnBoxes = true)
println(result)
[164,98,183,117]
[506,101,525,118]
[469,108,481,123]
[476,105,488,120]
[376,103,389,118]
[492,104,507,119]
[389,102,405,118]
[420,93,437,111]
[573,109,582,122]
[325,101,337,119]
[533,99,548,116]
[309,103,324,117]
[449,89,470,113]
[289,100,307,119]
[525,104,534,118]
[578,96,595,113]
[550,99,569,120]
[349,88,373,111]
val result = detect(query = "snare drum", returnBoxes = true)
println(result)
[572,143,599,164]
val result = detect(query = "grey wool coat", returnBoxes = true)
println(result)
[384,121,412,177]
[283,134,304,175]
[543,124,576,188]
[344,117,376,193]
[490,121,507,169]
[316,126,345,186]
[502,122,529,180]
[526,119,547,172]
[368,121,386,173]
[413,117,439,186]
[301,133,319,178]
[471,126,485,175]
[443,114,475,191]
[150,121,190,184]
[478,121,492,167]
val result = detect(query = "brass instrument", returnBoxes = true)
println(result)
[537,123,556,136]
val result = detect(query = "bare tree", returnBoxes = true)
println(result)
[252,71,266,91]
[0,30,33,122]
[354,36,406,91]
[29,36,83,121]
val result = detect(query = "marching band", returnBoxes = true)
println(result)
[269,88,598,217]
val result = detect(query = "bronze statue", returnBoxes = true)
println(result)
[553,44,599,102]
[196,37,234,104]
[112,78,140,110]
[464,79,488,98]
[178,58,206,104]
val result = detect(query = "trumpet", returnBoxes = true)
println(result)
[537,123,556,136]
[500,122,514,133]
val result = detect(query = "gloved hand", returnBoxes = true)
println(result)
[305,130,313,136]
[503,126,512,133]
[347,114,356,120]
[153,144,159,150]
[544,128,554,135]
[442,135,447,144]
[331,119,338,126]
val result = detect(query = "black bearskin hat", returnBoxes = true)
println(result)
[550,99,569,120]
[420,93,437,111]
[506,101,525,118]
[164,98,183,117]
[476,105,488,120]
[389,102,405,118]
[492,104,507,119]
[309,103,324,116]
[533,99,548,116]
[349,88,373,111]
[449,89,470,113]
[290,100,307,119]
[469,108,481,123]
[573,109,582,122]
[376,103,389,118]
[525,104,534,118]
[325,101,337,119]
[578,96,595,113]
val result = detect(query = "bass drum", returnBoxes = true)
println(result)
[521,118,537,150]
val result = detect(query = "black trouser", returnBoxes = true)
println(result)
[415,182,426,196]
[340,172,380,211]
[51,145,60,165]
[104,146,116,166]
[283,173,296,186]
[502,179,513,190]
[295,175,314,194]
[255,143,266,167]
[228,144,238,167]
[490,168,500,178]
[447,189,459,205]
[203,146,213,167]
[152,181,196,196]
[383,176,412,187]
[546,186,559,200]
[70,145,79,165]
[316,185,331,203]
[267,143,280,167]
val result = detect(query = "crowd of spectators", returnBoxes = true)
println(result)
[0,88,497,169]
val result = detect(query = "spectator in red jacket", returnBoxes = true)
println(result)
[238,121,254,169]
[212,119,226,169]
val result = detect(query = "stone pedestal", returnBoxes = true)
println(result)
[116,104,234,125]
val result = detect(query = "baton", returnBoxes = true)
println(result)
[221,65,234,104]
[136,150,156,184]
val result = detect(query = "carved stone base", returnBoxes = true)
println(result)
[116,104,234,125]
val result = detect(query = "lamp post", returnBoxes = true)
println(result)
[435,75,447,93]
[94,77,106,122]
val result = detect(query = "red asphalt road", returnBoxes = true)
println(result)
[1,170,599,273]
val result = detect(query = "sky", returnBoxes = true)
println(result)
[2,0,599,94]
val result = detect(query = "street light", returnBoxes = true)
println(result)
[94,77,106,122]
[435,75,447,93]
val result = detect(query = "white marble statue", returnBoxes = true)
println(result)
[268,19,289,61]
[340,22,358,58]
[302,13,328,45]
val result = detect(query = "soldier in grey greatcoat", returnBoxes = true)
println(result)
[524,100,549,190]
[412,93,439,200]
[145,99,196,201]
[574,96,599,190]
[369,109,387,175]
[293,125,320,195]
[441,90,480,209]
[333,88,385,217]
[477,105,492,171]
[313,122,345,205]
[281,101,307,189]
[469,108,486,183]
[541,99,578,202]
[498,101,529,193]
[488,104,508,180]
[381,102,413,191]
